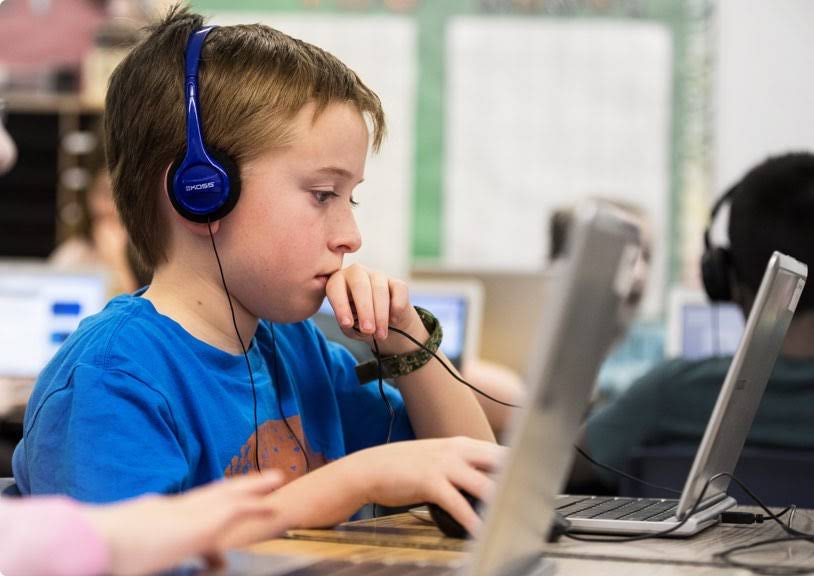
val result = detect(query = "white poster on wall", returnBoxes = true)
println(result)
[444,17,671,315]
[211,13,417,280]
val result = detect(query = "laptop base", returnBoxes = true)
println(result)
[559,495,736,537]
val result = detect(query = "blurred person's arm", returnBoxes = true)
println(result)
[461,358,525,440]
[0,473,284,576]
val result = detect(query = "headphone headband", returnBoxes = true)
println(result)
[701,184,739,302]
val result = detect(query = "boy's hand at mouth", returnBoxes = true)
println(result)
[325,263,429,356]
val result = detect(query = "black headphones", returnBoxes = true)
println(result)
[701,185,739,302]
[167,26,241,223]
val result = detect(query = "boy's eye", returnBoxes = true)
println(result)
[311,190,359,208]
[312,190,338,204]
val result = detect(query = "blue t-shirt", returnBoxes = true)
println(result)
[12,293,413,503]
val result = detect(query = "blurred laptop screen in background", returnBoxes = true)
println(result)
[667,288,745,360]
[316,279,483,370]
[0,262,108,380]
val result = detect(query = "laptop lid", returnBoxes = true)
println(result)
[676,251,807,518]
[0,260,109,380]
[467,202,642,576]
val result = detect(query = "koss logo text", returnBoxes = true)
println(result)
[185,182,216,192]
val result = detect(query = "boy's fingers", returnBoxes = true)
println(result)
[444,437,505,472]
[448,467,495,505]
[388,279,410,327]
[346,268,375,336]
[371,271,390,339]
[433,483,482,537]
[326,273,354,329]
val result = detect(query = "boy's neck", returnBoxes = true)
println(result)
[143,267,258,355]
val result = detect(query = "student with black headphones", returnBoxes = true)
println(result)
[13,5,499,539]
[572,152,814,491]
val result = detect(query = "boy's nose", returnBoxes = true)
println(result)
[330,214,362,254]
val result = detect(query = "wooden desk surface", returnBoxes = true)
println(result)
[243,507,814,575]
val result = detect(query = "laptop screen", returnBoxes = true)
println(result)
[0,266,108,379]
[317,291,470,368]
[667,289,745,360]
[680,302,744,359]
[409,293,468,367]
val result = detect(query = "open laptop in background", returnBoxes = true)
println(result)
[558,251,807,536]
[408,280,483,370]
[666,287,745,360]
[0,261,108,415]
[220,201,643,575]
[314,279,483,371]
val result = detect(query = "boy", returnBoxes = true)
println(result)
[13,5,498,535]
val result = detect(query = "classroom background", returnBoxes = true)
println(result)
[0,0,813,450]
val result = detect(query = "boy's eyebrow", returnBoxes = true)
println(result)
[314,166,364,184]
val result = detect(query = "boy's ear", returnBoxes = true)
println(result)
[163,163,221,236]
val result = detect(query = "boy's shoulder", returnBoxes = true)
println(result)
[65,293,178,368]
[34,293,212,396]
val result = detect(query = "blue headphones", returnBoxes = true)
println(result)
[167,26,241,223]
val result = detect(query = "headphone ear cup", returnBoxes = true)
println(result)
[701,246,732,302]
[167,148,241,223]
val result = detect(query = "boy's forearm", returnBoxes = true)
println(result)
[372,307,495,442]
[265,455,368,529]
[214,456,370,549]
[395,354,496,443]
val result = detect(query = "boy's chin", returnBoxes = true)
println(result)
[260,295,323,324]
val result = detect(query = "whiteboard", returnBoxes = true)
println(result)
[211,13,417,280]
[443,17,672,315]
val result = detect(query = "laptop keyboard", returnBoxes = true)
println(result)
[556,495,679,522]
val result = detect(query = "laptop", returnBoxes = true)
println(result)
[666,287,745,359]
[0,261,108,415]
[407,279,484,370]
[213,201,643,575]
[557,251,807,536]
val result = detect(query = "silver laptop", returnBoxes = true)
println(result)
[216,201,643,575]
[558,251,807,536]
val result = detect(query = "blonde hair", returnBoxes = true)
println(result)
[105,4,386,270]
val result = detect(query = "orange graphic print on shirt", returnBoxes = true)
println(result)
[224,415,326,483]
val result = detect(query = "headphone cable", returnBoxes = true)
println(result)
[208,220,261,474]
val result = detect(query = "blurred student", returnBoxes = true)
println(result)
[572,152,814,490]
[14,5,498,539]
[50,127,146,294]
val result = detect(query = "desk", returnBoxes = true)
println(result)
[241,507,814,575]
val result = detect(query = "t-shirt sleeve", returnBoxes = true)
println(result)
[309,324,415,453]
[18,363,189,503]
[584,363,674,487]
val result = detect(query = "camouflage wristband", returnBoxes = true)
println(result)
[354,306,443,384]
